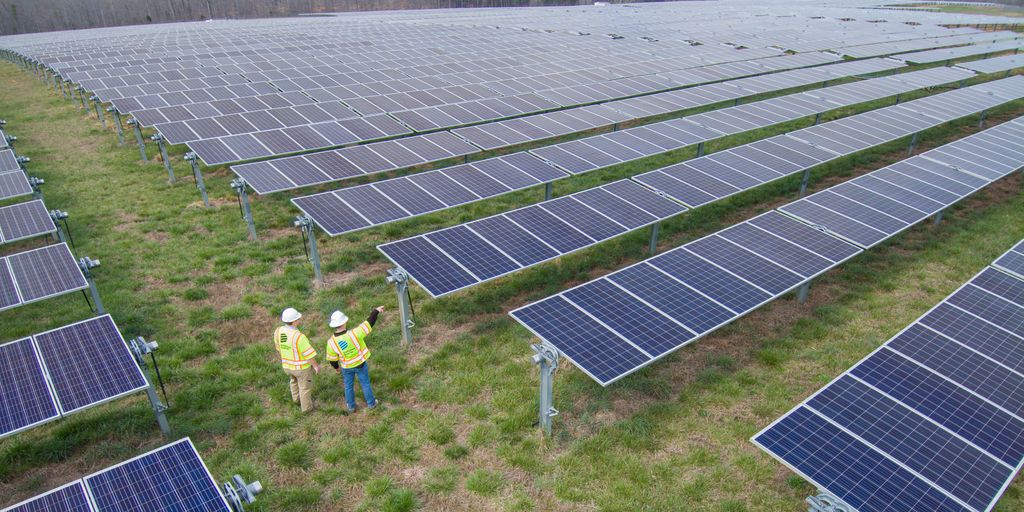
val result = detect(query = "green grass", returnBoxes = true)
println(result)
[0,56,1023,511]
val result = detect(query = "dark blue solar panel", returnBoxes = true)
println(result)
[808,376,1009,512]
[426,226,520,281]
[995,248,1024,279]
[852,348,1024,466]
[506,207,592,254]
[972,267,1024,306]
[378,237,477,297]
[292,193,370,236]
[5,481,92,512]
[887,324,1024,418]
[649,247,771,313]
[85,439,229,512]
[921,302,1024,375]
[0,258,19,311]
[947,285,1024,339]
[0,337,58,438]
[539,197,625,242]
[601,180,687,218]
[849,175,945,215]
[805,191,908,235]
[608,263,734,335]
[686,235,803,295]
[564,279,694,357]
[717,222,835,278]
[6,244,87,304]
[467,216,558,267]
[747,211,861,263]
[573,187,656,230]
[510,296,650,385]
[34,315,148,415]
[334,187,408,224]
[780,200,888,248]
[754,407,969,512]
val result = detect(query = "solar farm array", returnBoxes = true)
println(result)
[0,1,1020,169]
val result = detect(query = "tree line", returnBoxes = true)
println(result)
[0,0,642,35]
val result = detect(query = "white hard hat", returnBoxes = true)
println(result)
[281,308,302,323]
[329,310,349,328]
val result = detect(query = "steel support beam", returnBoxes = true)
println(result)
[544,182,553,201]
[797,282,811,304]
[532,343,559,437]
[386,268,415,347]
[184,153,209,207]
[78,256,104,314]
[295,216,322,283]
[109,108,125,144]
[127,118,148,161]
[152,133,175,182]
[231,178,258,240]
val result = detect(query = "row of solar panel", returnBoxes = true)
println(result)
[379,76,1024,298]
[959,53,1024,74]
[454,58,905,150]
[244,58,910,195]
[0,243,87,313]
[634,75,1020,208]
[531,66,973,175]
[0,314,148,439]
[6,438,231,512]
[753,247,1024,512]
[195,52,844,164]
[511,114,1024,388]
[287,61,926,234]
[899,38,1022,64]
[840,30,1020,59]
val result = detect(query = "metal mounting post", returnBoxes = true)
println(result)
[734,97,740,106]
[806,492,852,512]
[50,210,69,244]
[933,209,944,225]
[386,268,415,347]
[78,256,104,314]
[797,282,811,304]
[231,178,257,240]
[108,108,125,144]
[29,176,44,200]
[127,118,147,160]
[184,152,209,207]
[295,216,323,283]
[696,141,705,157]
[532,343,560,436]
[799,167,812,197]
[612,122,619,132]
[17,155,30,172]
[58,77,67,98]
[223,475,263,512]
[151,133,175,182]
[978,110,987,128]
[814,113,822,125]
[78,87,88,110]
[907,132,919,157]
[90,96,106,128]
[821,79,829,88]
[894,93,901,105]
[4,133,15,147]
[129,336,171,436]
[649,222,660,255]
[544,182,553,201]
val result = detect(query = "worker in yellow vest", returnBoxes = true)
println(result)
[275,307,320,413]
[326,306,383,413]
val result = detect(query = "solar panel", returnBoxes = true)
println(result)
[4,243,88,308]
[958,54,1024,74]
[2,481,92,512]
[0,200,57,245]
[0,337,60,439]
[84,438,231,512]
[0,171,33,202]
[0,150,19,173]
[33,315,149,415]
[994,240,1024,280]
[753,251,1024,512]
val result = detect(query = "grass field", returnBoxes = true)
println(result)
[0,55,1023,511]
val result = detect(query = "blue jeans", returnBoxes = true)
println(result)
[342,362,376,411]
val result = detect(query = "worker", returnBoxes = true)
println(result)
[326,306,384,413]
[274,307,320,413]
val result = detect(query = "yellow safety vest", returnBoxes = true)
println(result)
[326,321,372,369]
[275,326,317,370]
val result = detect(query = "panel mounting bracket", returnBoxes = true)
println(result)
[806,492,852,512]
[532,343,560,436]
[129,336,172,436]
[386,268,414,347]
[231,178,257,240]
[78,256,104,314]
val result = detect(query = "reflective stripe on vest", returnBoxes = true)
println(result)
[276,327,311,370]
[331,328,370,369]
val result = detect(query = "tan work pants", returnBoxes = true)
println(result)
[284,367,315,412]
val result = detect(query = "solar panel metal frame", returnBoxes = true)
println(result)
[0,480,92,512]
[0,200,58,246]
[0,337,61,441]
